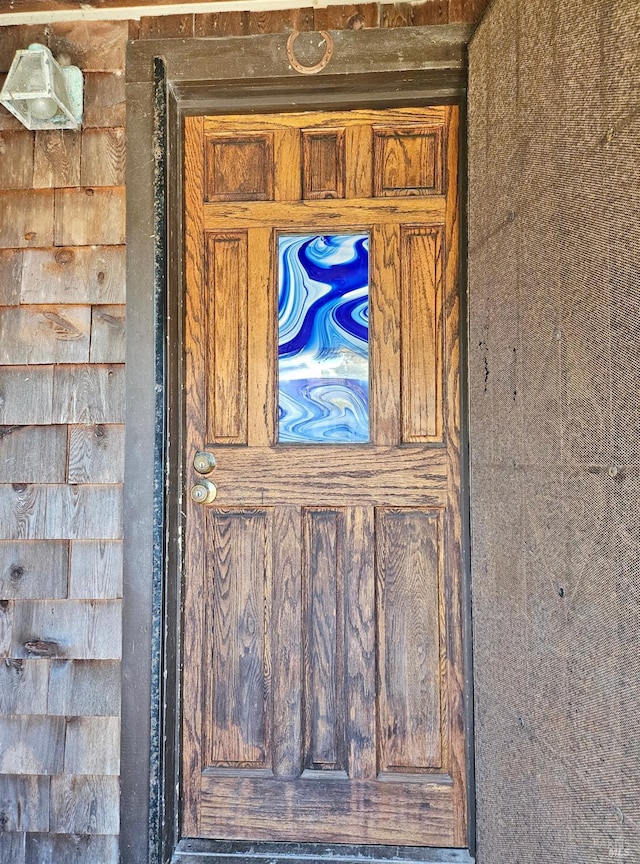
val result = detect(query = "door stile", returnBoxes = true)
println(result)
[183,114,206,837]
[442,107,467,846]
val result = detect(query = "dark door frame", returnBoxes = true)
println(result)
[122,25,474,864]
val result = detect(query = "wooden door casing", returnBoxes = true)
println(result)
[183,106,466,847]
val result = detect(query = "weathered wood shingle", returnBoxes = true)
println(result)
[0,659,49,714]
[54,187,126,247]
[0,541,68,600]
[0,427,67,484]
[0,306,91,365]
[10,599,122,660]
[89,307,126,364]
[63,715,120,775]
[48,659,121,716]
[68,540,122,600]
[49,775,119,834]
[0,716,65,774]
[21,246,126,305]
[0,190,54,249]
[0,774,49,831]
[51,365,125,424]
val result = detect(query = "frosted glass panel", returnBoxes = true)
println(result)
[278,234,369,443]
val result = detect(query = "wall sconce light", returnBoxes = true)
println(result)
[0,44,83,131]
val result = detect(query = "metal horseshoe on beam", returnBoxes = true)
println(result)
[286,30,334,75]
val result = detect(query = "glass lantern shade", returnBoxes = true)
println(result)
[0,44,83,131]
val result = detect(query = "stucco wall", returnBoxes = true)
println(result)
[468,1,640,862]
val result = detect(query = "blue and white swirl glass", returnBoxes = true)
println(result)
[277,233,369,444]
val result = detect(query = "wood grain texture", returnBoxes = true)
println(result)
[412,1,450,24]
[89,305,125,363]
[381,3,414,27]
[48,659,120,715]
[68,539,122,599]
[0,832,25,864]
[0,484,47,540]
[205,508,272,768]
[0,425,66,483]
[203,197,445,230]
[0,367,54,425]
[314,3,380,30]
[0,540,68,600]
[205,108,446,134]
[54,187,125,247]
[0,131,34,190]
[303,508,345,771]
[194,11,248,37]
[344,506,376,780]
[247,7,313,34]
[273,127,300,201]
[198,774,454,845]
[81,127,126,187]
[205,232,248,443]
[64,715,120,774]
[0,25,48,74]
[376,508,444,771]
[0,775,49,832]
[50,774,119,834]
[0,305,90,365]
[48,20,128,72]
[0,190,54,249]
[271,506,302,778]
[402,226,444,442]
[67,424,125,484]
[441,104,467,846]
[247,227,276,446]
[52,364,125,423]
[44,485,122,539]
[205,133,274,202]
[0,598,13,656]
[345,123,372,198]
[138,13,194,38]
[32,130,81,189]
[0,715,65,774]
[0,83,24,132]
[370,223,401,445]
[302,128,345,200]
[201,446,447,507]
[82,72,125,129]
[0,249,23,305]
[0,658,49,714]
[21,246,126,305]
[373,125,444,196]
[24,833,118,864]
[182,113,207,836]
[11,598,121,659]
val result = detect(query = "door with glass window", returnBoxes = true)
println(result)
[182,106,466,847]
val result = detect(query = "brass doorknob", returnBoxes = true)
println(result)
[193,450,216,474]
[190,479,217,504]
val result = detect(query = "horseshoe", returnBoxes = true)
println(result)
[286,30,334,75]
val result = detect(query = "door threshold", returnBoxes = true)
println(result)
[172,840,474,864]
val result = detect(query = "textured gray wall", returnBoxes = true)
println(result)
[468,1,640,862]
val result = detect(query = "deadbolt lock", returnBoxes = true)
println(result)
[190,479,217,505]
[193,450,216,474]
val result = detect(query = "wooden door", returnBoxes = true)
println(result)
[182,106,466,847]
